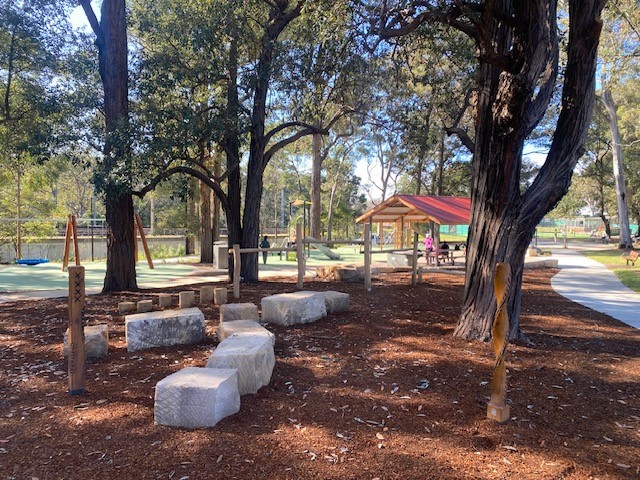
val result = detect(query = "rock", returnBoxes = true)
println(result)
[158,293,173,308]
[335,268,363,282]
[214,287,228,305]
[125,307,205,352]
[217,319,275,346]
[206,335,275,395]
[179,291,195,309]
[321,291,350,314]
[261,291,327,326]
[118,302,136,314]
[63,324,109,358]
[154,367,240,428]
[137,300,153,313]
[200,286,214,304]
[219,303,259,322]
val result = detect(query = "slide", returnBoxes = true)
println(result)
[305,236,341,260]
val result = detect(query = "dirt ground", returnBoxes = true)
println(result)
[1,269,639,479]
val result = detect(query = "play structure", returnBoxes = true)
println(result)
[61,213,154,271]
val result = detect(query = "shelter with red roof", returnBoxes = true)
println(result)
[355,195,471,248]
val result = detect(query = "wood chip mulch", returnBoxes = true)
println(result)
[1,270,639,479]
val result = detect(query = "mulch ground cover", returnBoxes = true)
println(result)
[1,270,639,479]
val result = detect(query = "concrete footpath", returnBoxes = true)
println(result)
[549,248,640,329]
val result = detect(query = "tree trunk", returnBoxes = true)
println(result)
[103,194,136,290]
[602,88,632,248]
[185,180,197,255]
[310,131,323,239]
[223,35,242,277]
[212,153,221,242]
[454,0,603,341]
[84,0,137,292]
[200,178,213,263]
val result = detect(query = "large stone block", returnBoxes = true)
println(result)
[217,319,275,346]
[154,367,240,428]
[206,335,275,395]
[125,307,205,352]
[322,291,350,314]
[261,291,327,326]
[63,324,108,358]
[219,303,259,322]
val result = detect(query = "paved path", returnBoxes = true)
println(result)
[549,248,640,329]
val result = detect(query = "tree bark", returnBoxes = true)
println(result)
[310,131,323,239]
[223,34,242,277]
[239,2,304,282]
[602,88,633,248]
[454,0,604,341]
[81,0,137,292]
[200,178,213,263]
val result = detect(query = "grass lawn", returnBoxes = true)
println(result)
[582,249,640,293]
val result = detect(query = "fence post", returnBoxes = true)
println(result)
[233,244,241,299]
[364,223,372,292]
[296,222,304,290]
[68,266,85,395]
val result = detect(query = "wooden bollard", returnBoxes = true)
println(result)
[68,266,85,395]
[487,262,511,423]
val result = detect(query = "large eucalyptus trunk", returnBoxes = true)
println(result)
[454,0,604,341]
[82,0,136,292]
[200,179,213,263]
[310,131,323,239]
[601,88,632,248]
[223,35,242,277]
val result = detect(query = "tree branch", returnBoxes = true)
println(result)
[132,165,229,214]
[79,0,105,46]
[264,126,325,165]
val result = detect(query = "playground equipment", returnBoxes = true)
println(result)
[229,222,371,298]
[305,236,341,260]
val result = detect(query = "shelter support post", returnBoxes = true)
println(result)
[411,232,419,286]
[364,223,372,292]
[296,222,304,290]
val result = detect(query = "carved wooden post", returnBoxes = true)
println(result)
[487,262,511,422]
[68,266,86,395]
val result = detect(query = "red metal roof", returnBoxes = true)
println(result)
[356,195,471,225]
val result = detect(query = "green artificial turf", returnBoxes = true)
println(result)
[0,261,196,292]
